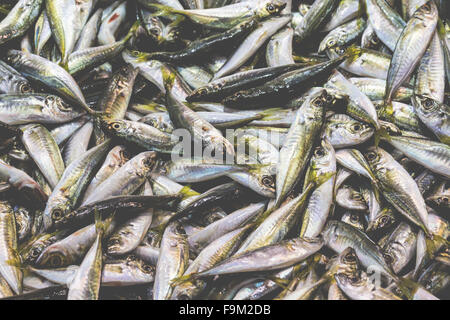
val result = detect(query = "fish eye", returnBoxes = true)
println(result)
[196,88,207,96]
[423,98,435,109]
[126,254,137,263]
[366,151,377,161]
[314,147,325,157]
[325,94,334,104]
[352,193,362,201]
[58,102,72,112]
[350,214,359,222]
[336,47,345,54]
[266,3,275,12]
[150,28,160,36]
[313,98,324,107]
[108,238,120,246]
[52,209,64,221]
[143,155,156,168]
[46,96,56,104]
[110,122,122,130]
[344,251,356,263]
[383,253,393,265]
[379,216,390,226]
[175,224,185,235]
[352,124,361,131]
[30,247,42,258]
[20,82,32,93]
[438,197,448,205]
[119,150,129,160]
[141,264,154,274]
[49,254,64,267]
[131,50,141,57]
[261,175,274,188]
[328,39,336,47]
[422,3,431,12]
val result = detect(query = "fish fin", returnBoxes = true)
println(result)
[60,58,70,72]
[267,276,291,291]
[437,19,446,39]
[126,20,141,40]
[314,171,336,188]
[344,45,362,61]
[6,248,24,269]
[162,67,176,93]
[6,258,25,269]
[425,235,449,258]
[395,277,419,300]
[373,126,390,148]
[148,3,181,17]
[257,108,284,120]
[244,163,271,173]
[0,6,9,15]
[179,185,200,198]
[150,223,167,247]
[94,209,114,238]
[171,273,197,287]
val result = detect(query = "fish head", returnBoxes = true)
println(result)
[171,279,205,300]
[35,245,71,268]
[305,137,336,187]
[101,118,128,136]
[16,80,33,94]
[345,119,374,141]
[363,146,385,171]
[338,247,361,274]
[413,95,445,122]
[20,239,48,265]
[319,33,342,53]
[322,220,340,244]
[334,271,369,297]
[413,1,438,20]
[5,49,23,67]
[106,234,126,255]
[44,95,83,119]
[341,212,365,231]
[42,198,73,232]
[336,185,366,210]
[258,0,287,18]
[367,208,396,232]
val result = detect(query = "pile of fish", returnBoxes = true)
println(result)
[0,0,448,300]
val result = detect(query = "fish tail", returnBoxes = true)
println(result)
[6,248,25,269]
[162,67,176,92]
[125,20,141,42]
[395,276,418,300]
[425,234,449,257]
[152,222,168,247]
[373,125,390,148]
[94,209,114,238]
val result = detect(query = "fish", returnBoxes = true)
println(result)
[0,0,43,45]
[385,1,438,104]
[0,0,447,301]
